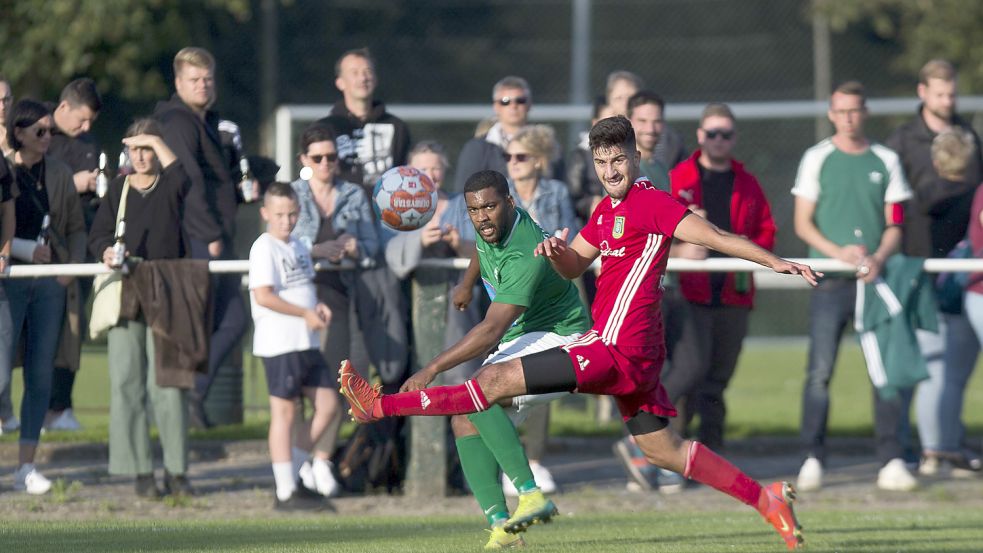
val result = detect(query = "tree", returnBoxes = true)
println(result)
[814,0,983,90]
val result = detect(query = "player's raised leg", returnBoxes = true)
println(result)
[630,414,804,550]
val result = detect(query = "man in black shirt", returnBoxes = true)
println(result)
[44,78,103,432]
[155,47,246,427]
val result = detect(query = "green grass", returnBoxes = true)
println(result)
[6,339,983,443]
[1,509,981,552]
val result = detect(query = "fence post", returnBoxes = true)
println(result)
[405,265,450,497]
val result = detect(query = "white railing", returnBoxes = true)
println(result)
[2,257,976,290]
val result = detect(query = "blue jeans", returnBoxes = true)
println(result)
[801,278,908,465]
[0,281,14,421]
[5,277,66,444]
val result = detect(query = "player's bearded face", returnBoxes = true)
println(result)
[593,144,639,200]
[466,188,514,244]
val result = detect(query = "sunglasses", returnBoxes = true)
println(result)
[502,153,531,163]
[308,153,338,164]
[702,129,734,140]
[497,96,529,107]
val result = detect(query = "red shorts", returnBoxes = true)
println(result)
[561,331,676,421]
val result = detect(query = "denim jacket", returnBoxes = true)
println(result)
[509,178,580,238]
[290,178,380,262]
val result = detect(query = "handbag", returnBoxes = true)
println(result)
[89,179,130,339]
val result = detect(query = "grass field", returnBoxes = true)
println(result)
[6,338,983,443]
[2,509,982,552]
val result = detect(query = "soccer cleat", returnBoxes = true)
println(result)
[484,525,526,549]
[337,360,383,423]
[759,481,804,550]
[503,489,558,534]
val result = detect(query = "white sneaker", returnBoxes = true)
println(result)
[312,460,340,497]
[501,473,519,498]
[47,409,82,431]
[796,457,823,492]
[14,464,52,495]
[1,416,20,434]
[877,458,918,491]
[529,462,557,494]
[298,461,316,491]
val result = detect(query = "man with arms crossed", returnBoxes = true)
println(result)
[341,116,816,550]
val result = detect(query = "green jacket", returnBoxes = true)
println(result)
[855,254,938,399]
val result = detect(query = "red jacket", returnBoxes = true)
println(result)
[670,150,777,308]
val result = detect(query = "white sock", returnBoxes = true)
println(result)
[272,462,296,501]
[312,458,331,471]
[291,447,310,477]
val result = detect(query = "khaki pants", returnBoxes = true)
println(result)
[108,319,188,475]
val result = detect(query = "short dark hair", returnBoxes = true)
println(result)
[464,170,510,199]
[124,117,163,139]
[335,47,374,78]
[7,98,51,151]
[832,80,866,104]
[299,123,336,155]
[264,181,298,203]
[60,78,102,112]
[589,115,636,154]
[626,90,664,118]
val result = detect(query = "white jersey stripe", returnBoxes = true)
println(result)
[603,234,662,343]
[562,330,601,352]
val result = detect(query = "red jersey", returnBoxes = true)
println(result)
[579,178,689,347]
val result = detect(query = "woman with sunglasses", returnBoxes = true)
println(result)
[3,99,86,495]
[289,123,378,497]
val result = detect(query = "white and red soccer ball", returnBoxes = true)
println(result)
[372,166,438,231]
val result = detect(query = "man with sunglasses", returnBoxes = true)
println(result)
[657,104,776,491]
[452,76,532,194]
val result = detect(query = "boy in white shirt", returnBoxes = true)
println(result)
[249,182,339,510]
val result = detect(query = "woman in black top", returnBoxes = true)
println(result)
[5,99,86,495]
[0,155,16,435]
[89,118,213,498]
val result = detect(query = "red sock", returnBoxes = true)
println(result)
[381,379,489,417]
[683,441,762,507]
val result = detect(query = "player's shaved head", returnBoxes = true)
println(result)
[589,115,637,155]
[464,169,510,199]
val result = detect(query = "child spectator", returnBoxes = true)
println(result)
[249,182,339,510]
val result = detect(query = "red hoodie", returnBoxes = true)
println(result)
[670,150,777,308]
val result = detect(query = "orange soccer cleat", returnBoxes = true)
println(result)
[337,360,384,423]
[759,481,804,550]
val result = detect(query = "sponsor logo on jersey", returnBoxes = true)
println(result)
[576,355,590,371]
[612,216,626,239]
[599,240,626,257]
[420,391,431,410]
[869,171,884,185]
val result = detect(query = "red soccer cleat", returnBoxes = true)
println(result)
[338,360,384,423]
[759,481,804,550]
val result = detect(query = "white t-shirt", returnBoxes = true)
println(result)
[249,233,319,357]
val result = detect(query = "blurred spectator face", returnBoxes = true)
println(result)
[175,64,215,112]
[14,114,53,157]
[129,145,159,176]
[0,81,11,126]
[54,100,97,137]
[300,140,339,184]
[827,91,867,141]
[493,86,530,130]
[504,142,540,182]
[918,77,957,123]
[336,54,376,103]
[629,102,664,154]
[608,79,639,116]
[261,194,300,241]
[410,151,445,188]
[697,114,736,163]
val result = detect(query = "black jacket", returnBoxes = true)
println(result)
[154,95,234,245]
[886,108,983,257]
[316,100,411,189]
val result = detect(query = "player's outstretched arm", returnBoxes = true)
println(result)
[674,214,822,286]
[534,228,600,279]
[400,302,526,392]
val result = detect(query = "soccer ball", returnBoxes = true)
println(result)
[372,166,438,231]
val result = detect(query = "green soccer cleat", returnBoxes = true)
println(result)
[503,490,558,534]
[484,525,526,549]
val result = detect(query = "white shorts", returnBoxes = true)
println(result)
[483,331,581,425]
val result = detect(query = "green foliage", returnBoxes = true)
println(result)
[0,0,251,100]
[814,0,983,90]
[49,479,83,504]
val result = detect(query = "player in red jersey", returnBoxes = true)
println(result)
[340,116,818,550]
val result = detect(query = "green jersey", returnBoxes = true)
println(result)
[791,139,911,257]
[477,207,590,343]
